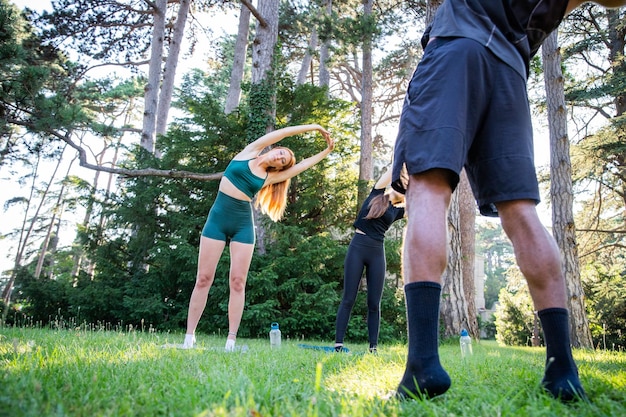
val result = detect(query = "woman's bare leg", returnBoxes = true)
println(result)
[224,241,255,350]
[184,236,225,346]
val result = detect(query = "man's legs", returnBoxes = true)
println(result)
[497,200,586,401]
[397,169,452,399]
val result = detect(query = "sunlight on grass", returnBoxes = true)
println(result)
[324,351,403,399]
[2,328,625,417]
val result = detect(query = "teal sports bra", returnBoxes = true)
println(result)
[223,159,267,199]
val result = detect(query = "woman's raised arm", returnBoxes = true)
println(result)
[241,124,330,156]
[373,168,392,190]
[267,134,335,184]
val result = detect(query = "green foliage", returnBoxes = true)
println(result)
[314,0,404,47]
[569,117,626,352]
[245,229,345,339]
[12,267,71,324]
[476,219,515,310]
[10,79,367,340]
[4,1,406,344]
[0,0,60,134]
[0,1,98,134]
[559,5,624,102]
[237,228,406,343]
[69,270,125,325]
[557,8,626,349]
[37,0,153,62]
[494,273,538,347]
[478,314,497,339]
[0,0,141,164]
[247,77,276,140]
[163,86,249,171]
[582,264,626,350]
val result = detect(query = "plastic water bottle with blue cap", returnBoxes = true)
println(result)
[460,329,472,358]
[270,322,281,348]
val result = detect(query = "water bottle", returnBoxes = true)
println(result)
[460,329,472,358]
[269,322,281,348]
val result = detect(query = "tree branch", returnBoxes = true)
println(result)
[7,118,223,181]
[576,228,626,234]
[240,0,267,28]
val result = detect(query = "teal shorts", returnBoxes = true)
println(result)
[201,192,255,244]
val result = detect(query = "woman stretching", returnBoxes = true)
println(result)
[183,124,334,351]
[334,168,405,353]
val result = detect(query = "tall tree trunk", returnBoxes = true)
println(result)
[140,0,167,154]
[2,147,59,319]
[251,0,278,90]
[459,169,478,338]
[319,0,332,88]
[72,129,124,280]
[156,0,191,143]
[426,0,443,23]
[297,27,318,85]
[441,188,470,336]
[606,9,626,232]
[35,156,75,278]
[35,211,57,279]
[357,0,374,208]
[225,3,251,114]
[542,31,593,348]
[140,10,165,273]
[47,219,61,279]
[89,167,117,280]
[249,0,279,255]
[607,9,626,116]
[71,153,103,280]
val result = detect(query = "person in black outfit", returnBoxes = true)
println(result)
[334,168,405,354]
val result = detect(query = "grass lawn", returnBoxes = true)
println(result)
[1,326,624,416]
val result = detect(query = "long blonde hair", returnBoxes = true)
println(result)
[255,147,296,222]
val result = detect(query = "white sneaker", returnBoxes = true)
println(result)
[224,338,236,352]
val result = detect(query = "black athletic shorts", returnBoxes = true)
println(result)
[392,37,540,217]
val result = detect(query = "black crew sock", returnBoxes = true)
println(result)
[397,282,451,400]
[538,308,587,402]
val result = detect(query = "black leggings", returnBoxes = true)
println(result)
[334,233,386,347]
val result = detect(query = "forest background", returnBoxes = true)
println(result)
[0,0,624,351]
